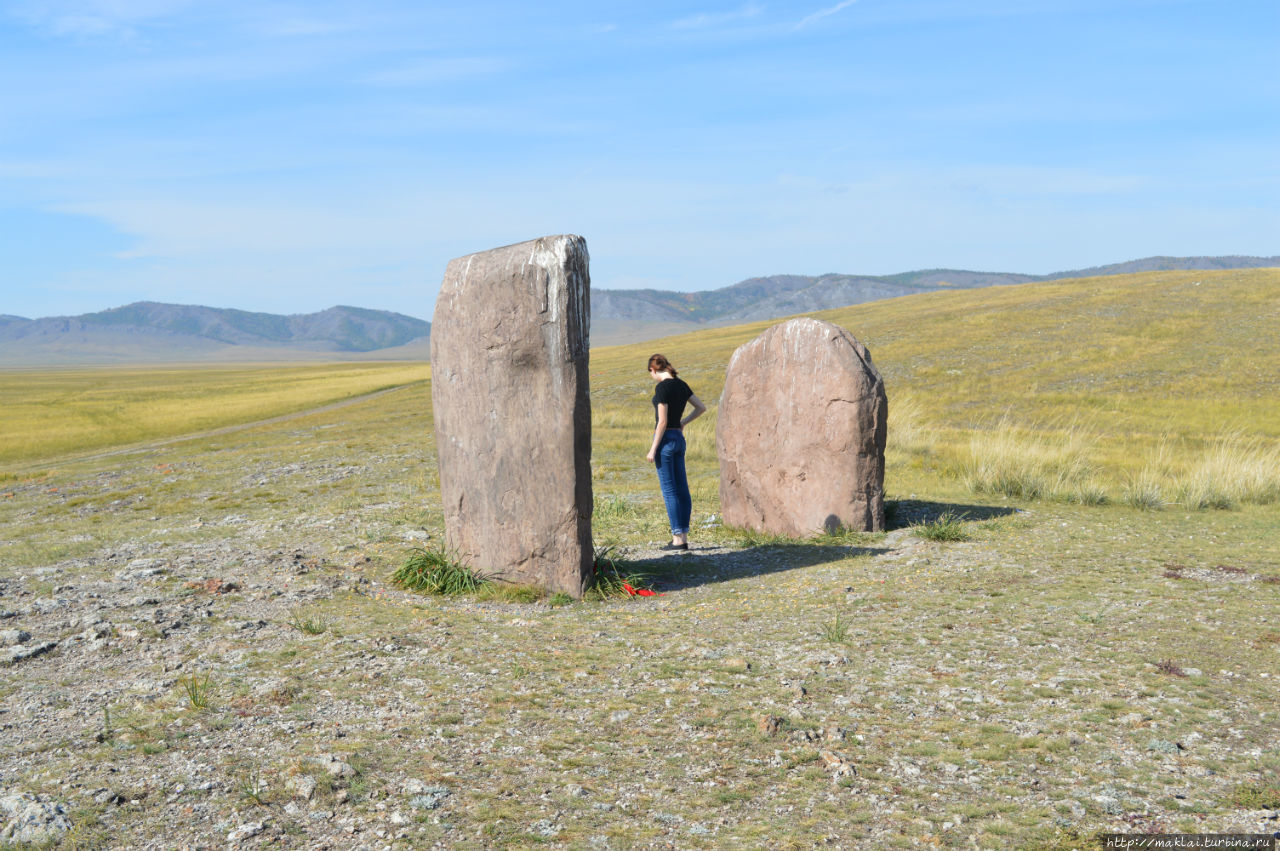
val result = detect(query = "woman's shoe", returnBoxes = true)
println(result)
[661,542,688,551]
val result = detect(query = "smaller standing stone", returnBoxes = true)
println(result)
[717,317,887,536]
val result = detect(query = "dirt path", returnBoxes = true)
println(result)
[10,382,422,474]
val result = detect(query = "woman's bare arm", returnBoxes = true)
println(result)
[681,394,707,428]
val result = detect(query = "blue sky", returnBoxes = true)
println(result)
[1,0,1276,321]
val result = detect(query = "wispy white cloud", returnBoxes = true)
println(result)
[671,2,764,30]
[795,0,856,29]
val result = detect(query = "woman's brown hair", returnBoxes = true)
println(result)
[647,353,677,377]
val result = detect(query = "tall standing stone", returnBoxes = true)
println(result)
[431,235,593,597]
[717,317,887,536]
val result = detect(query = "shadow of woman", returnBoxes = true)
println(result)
[615,543,891,593]
[601,498,1019,594]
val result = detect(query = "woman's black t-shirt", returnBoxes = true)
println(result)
[653,377,693,429]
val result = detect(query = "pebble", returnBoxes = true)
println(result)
[287,775,317,801]
[315,754,355,779]
[76,623,112,642]
[758,715,784,735]
[819,750,856,780]
[0,629,30,646]
[226,821,265,843]
[408,786,450,810]
[117,559,167,580]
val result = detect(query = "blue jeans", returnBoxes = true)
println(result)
[654,431,691,536]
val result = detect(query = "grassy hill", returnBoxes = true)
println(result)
[7,267,1278,503]
[592,267,1280,508]
[0,268,1277,847]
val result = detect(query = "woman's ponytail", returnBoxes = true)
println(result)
[647,354,677,377]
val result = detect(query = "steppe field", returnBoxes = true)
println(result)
[2,269,1278,849]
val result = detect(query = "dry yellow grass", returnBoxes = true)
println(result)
[0,362,427,469]
[591,267,1280,503]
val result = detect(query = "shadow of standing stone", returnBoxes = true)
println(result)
[430,235,593,597]
[717,317,887,535]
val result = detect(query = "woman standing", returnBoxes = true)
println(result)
[646,354,707,551]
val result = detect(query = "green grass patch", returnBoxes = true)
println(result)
[819,611,850,643]
[474,582,544,603]
[286,609,330,635]
[913,511,971,542]
[393,546,490,595]
[1226,783,1280,809]
[179,673,214,709]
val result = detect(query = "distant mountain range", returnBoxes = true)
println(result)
[3,255,1276,364]
[0,303,430,365]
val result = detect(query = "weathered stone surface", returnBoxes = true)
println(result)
[0,791,72,843]
[0,641,56,667]
[0,629,29,647]
[717,317,886,535]
[431,235,593,596]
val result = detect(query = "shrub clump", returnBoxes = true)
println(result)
[1122,468,1167,510]
[393,546,489,595]
[1226,783,1280,810]
[1170,434,1280,508]
[962,417,1100,503]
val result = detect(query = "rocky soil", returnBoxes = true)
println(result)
[2,405,1279,848]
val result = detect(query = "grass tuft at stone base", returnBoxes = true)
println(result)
[392,546,489,595]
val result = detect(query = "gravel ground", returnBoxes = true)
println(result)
[2,401,1279,848]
